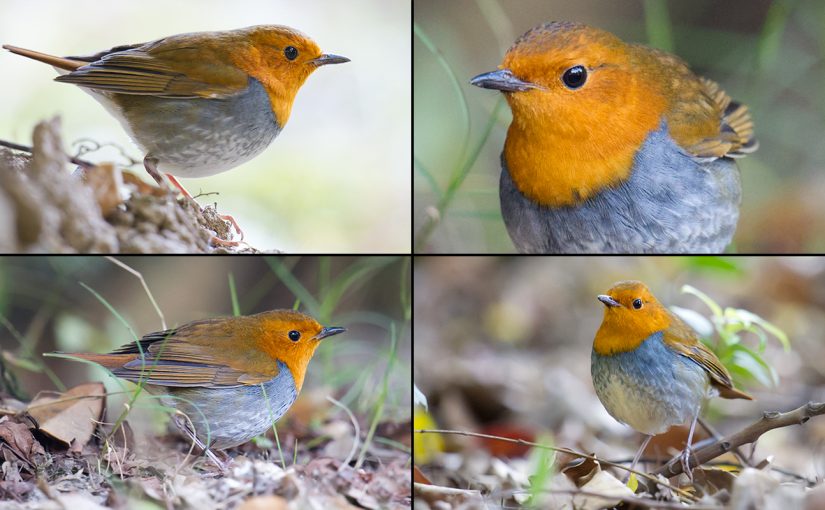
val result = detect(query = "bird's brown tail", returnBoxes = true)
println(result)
[2,44,85,71]
[54,351,134,371]
[716,384,754,400]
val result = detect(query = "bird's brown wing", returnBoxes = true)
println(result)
[53,34,249,99]
[639,46,757,160]
[682,78,758,159]
[70,318,278,388]
[662,313,753,400]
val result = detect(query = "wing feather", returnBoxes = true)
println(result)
[662,313,753,400]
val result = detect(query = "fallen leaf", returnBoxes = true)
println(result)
[27,382,105,448]
[413,465,431,484]
[573,468,635,510]
[238,496,289,510]
[0,417,46,468]
[561,454,599,486]
[76,163,124,216]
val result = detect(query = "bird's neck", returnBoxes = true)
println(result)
[593,311,671,356]
[278,345,319,392]
[502,79,666,208]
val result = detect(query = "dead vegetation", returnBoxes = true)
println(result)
[0,118,255,253]
[0,383,411,509]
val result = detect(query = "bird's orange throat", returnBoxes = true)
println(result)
[502,84,666,208]
[593,307,671,356]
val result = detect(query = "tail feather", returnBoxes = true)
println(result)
[716,383,754,400]
[3,44,85,72]
[57,351,134,371]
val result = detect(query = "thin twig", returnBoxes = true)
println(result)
[327,395,360,470]
[0,138,94,167]
[655,401,825,478]
[414,428,696,501]
[105,256,167,330]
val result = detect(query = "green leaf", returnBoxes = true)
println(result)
[682,256,743,274]
[526,434,556,508]
[670,306,713,337]
[681,285,723,318]
[730,344,779,387]
[726,308,790,352]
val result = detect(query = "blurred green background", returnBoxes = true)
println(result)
[415,256,825,477]
[1,0,411,253]
[414,0,825,253]
[0,256,410,452]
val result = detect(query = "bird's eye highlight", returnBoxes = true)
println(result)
[632,299,643,309]
[288,330,301,341]
[562,65,587,89]
[284,46,299,61]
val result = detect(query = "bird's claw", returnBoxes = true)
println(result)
[680,445,695,482]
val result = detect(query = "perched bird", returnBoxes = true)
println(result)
[61,309,345,466]
[591,281,751,478]
[470,22,756,254]
[4,26,349,241]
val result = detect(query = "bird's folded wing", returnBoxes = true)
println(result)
[663,319,753,400]
[55,39,249,98]
[643,47,757,160]
[75,321,279,387]
[683,78,758,159]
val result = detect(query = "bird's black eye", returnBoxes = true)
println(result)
[632,299,643,309]
[288,330,301,341]
[562,65,587,89]
[284,46,299,61]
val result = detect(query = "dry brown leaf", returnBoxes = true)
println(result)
[573,468,634,510]
[0,417,46,467]
[27,382,105,448]
[238,495,289,510]
[75,163,125,216]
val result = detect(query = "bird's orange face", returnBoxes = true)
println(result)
[593,280,672,355]
[231,25,349,126]
[499,24,644,121]
[253,310,346,390]
[471,22,668,207]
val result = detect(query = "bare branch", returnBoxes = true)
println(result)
[655,401,825,478]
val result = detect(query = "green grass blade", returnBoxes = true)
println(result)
[415,97,505,251]
[228,273,241,317]
[643,0,674,52]
[414,22,471,170]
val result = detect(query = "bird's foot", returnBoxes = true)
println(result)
[218,212,244,240]
[680,445,695,482]
[210,236,245,248]
[203,447,232,474]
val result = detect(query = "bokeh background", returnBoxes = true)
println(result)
[0,256,411,454]
[1,0,411,253]
[415,256,825,481]
[414,0,825,253]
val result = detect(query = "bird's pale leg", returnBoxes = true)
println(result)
[681,410,700,481]
[627,434,653,481]
[173,414,230,473]
[164,173,194,201]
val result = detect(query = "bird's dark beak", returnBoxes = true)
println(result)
[470,68,540,92]
[314,326,346,340]
[597,295,622,308]
[312,54,350,66]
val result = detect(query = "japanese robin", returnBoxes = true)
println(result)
[4,26,349,240]
[591,281,752,477]
[470,22,756,253]
[61,309,345,465]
